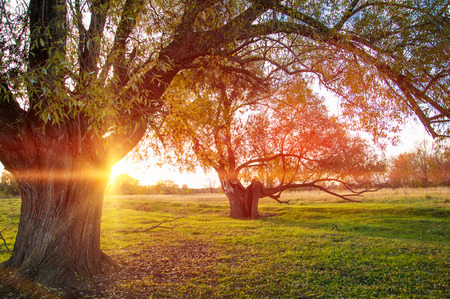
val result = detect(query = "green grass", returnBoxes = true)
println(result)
[0,197,20,258]
[0,188,449,298]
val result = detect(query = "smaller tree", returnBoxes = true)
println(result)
[180,184,190,195]
[0,170,20,197]
[111,174,142,195]
[151,71,383,219]
[151,180,180,195]
[204,174,218,193]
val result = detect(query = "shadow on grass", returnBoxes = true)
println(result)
[259,205,449,244]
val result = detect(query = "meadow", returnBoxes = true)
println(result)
[0,188,449,298]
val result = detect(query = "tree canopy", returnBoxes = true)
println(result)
[0,0,448,155]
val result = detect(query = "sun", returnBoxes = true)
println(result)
[110,159,138,181]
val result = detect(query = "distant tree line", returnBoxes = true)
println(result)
[387,141,450,188]
[106,174,219,195]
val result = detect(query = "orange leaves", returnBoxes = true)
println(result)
[152,61,383,192]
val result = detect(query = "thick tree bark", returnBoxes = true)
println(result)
[1,153,114,287]
[221,178,263,220]
[0,116,143,287]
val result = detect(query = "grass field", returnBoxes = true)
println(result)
[0,188,449,298]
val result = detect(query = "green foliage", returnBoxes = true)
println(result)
[2,188,448,297]
[2,0,448,159]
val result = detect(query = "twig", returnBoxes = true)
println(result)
[118,217,184,233]
[268,195,290,204]
[0,234,10,251]
[0,209,16,252]
[330,225,340,232]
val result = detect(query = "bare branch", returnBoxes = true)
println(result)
[330,225,340,232]
[236,153,307,173]
[118,217,184,233]
[262,178,381,203]
[0,210,16,252]
[267,194,290,204]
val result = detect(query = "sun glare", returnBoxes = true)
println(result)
[110,159,133,181]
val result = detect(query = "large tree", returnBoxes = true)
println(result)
[0,0,448,287]
[152,71,383,219]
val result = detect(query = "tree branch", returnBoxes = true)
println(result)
[118,217,184,233]
[261,21,448,138]
[236,153,307,173]
[263,179,380,203]
[267,194,290,204]
[78,0,110,75]
[0,209,16,252]
[100,0,143,86]
[104,120,147,166]
[333,0,360,31]
[271,1,330,33]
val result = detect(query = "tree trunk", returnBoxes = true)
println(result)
[221,179,263,220]
[1,153,114,287]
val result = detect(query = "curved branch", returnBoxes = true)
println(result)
[270,1,330,33]
[267,193,290,204]
[236,153,307,173]
[104,120,147,166]
[247,16,449,137]
[0,209,16,252]
[262,179,379,203]
[100,0,143,86]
